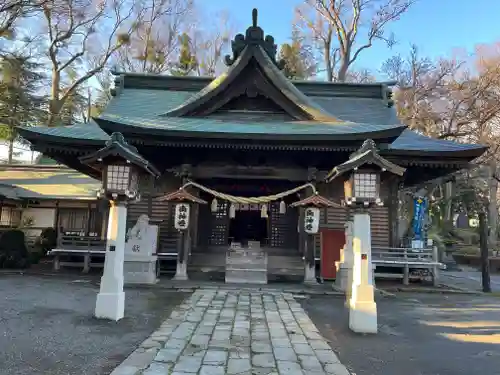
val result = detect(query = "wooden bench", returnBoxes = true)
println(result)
[372,247,442,286]
[49,235,106,273]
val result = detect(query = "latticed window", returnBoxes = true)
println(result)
[106,165,130,191]
[354,173,377,199]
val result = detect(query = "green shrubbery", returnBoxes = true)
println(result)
[31,227,57,264]
[0,229,29,269]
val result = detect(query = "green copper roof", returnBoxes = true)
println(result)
[99,112,404,136]
[0,166,100,200]
[99,88,400,130]
[19,120,109,143]
[390,130,487,153]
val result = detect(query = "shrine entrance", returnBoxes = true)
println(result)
[228,204,268,246]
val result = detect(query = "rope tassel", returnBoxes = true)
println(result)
[211,197,218,213]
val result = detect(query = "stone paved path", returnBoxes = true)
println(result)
[137,289,350,375]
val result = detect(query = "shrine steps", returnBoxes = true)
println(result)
[188,248,305,281]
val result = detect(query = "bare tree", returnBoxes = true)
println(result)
[295,5,338,81]
[114,0,193,74]
[191,10,235,77]
[382,44,500,150]
[38,0,140,126]
[307,0,416,82]
[0,0,38,38]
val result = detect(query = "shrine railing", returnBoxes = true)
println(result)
[56,234,106,251]
[372,247,439,264]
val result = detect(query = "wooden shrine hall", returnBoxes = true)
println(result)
[18,9,486,281]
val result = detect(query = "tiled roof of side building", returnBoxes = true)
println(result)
[0,166,100,200]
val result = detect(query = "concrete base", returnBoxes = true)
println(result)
[335,264,350,291]
[349,283,377,333]
[303,263,317,284]
[173,262,188,281]
[95,291,125,321]
[349,299,378,334]
[124,255,158,285]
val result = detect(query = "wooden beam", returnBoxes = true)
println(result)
[170,164,331,181]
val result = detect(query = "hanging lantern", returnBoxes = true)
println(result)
[229,203,236,218]
[211,197,218,213]
[260,203,268,218]
[279,200,286,214]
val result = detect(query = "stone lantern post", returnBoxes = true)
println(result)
[79,132,159,321]
[325,139,406,334]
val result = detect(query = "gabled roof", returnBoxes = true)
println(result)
[326,139,406,182]
[162,9,339,122]
[162,44,340,122]
[79,132,160,177]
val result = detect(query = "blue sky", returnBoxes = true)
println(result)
[203,0,500,77]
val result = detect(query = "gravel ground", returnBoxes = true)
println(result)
[302,293,500,375]
[0,274,188,375]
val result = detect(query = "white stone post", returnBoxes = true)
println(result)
[94,202,127,321]
[336,221,353,295]
[349,213,377,334]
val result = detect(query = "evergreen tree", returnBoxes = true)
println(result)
[0,53,45,163]
[171,33,198,76]
[279,28,315,80]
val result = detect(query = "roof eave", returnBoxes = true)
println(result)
[382,146,489,159]
[95,117,407,142]
[17,126,107,146]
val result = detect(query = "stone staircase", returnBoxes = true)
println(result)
[225,242,268,284]
[188,245,304,282]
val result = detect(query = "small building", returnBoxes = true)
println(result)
[17,10,486,279]
[0,164,104,240]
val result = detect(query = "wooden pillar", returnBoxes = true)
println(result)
[388,176,401,248]
[173,164,192,281]
[303,167,318,284]
[53,201,60,238]
[86,202,92,236]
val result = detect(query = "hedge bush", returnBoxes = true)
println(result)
[0,229,30,269]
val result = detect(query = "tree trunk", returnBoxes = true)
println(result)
[444,181,453,222]
[48,70,61,127]
[337,52,351,82]
[7,137,14,164]
[489,159,498,248]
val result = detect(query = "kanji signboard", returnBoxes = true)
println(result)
[304,207,320,234]
[174,203,190,230]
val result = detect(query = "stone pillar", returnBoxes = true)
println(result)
[336,221,353,295]
[303,234,317,284]
[173,229,189,280]
[349,213,377,334]
[95,201,127,321]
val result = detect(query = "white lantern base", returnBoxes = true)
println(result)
[349,294,378,334]
[95,291,125,321]
[173,262,188,281]
[303,262,317,284]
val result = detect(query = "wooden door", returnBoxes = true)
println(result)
[320,229,345,280]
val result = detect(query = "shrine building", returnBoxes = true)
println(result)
[18,9,487,280]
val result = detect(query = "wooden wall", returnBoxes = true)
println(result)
[315,176,392,253]
[126,174,181,252]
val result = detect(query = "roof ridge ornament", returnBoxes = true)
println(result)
[224,8,285,69]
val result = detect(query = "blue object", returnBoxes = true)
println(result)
[413,197,427,240]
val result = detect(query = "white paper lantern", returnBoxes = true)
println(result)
[304,207,320,234]
[174,203,190,230]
